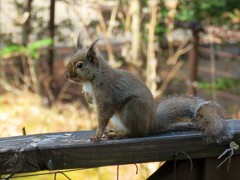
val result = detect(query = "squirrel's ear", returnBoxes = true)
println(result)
[77,32,84,50]
[86,39,99,65]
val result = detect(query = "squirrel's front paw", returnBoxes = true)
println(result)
[89,135,102,142]
[84,92,93,104]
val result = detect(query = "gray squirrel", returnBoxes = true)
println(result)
[65,37,230,143]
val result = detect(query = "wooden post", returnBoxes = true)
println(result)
[188,30,199,95]
[187,22,204,95]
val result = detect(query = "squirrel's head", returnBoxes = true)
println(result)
[65,37,99,83]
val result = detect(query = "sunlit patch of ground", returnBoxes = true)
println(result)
[0,91,161,179]
[0,91,96,137]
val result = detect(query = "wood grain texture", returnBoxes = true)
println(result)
[0,120,240,175]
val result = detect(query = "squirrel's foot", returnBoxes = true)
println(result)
[89,135,102,142]
[84,92,93,104]
[103,130,126,140]
[104,133,124,140]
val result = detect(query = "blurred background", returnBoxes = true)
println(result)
[0,0,240,179]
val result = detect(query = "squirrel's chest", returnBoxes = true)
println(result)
[82,82,97,107]
[82,82,93,95]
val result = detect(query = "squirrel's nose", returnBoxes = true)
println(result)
[65,71,70,79]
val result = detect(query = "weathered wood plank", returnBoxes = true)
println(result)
[0,120,240,175]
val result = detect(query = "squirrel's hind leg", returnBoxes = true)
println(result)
[119,97,155,137]
[103,119,129,140]
[103,130,128,140]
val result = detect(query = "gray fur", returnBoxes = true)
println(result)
[65,39,231,143]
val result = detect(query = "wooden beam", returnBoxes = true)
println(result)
[0,120,240,175]
[187,22,204,95]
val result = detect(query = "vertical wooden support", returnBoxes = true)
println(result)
[204,156,240,180]
[188,28,200,95]
[148,156,240,180]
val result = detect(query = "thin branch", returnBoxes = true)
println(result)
[64,0,91,38]
[10,65,32,88]
[0,79,21,95]
[107,0,120,37]
[95,4,116,66]
[209,32,217,100]
[146,0,158,96]
[167,38,193,65]
[155,60,184,98]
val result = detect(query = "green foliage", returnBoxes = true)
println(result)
[175,0,240,26]
[27,38,53,58]
[198,78,240,90]
[155,4,168,36]
[0,38,53,59]
[0,45,25,57]
[155,2,168,46]
[154,0,240,47]
[176,0,224,21]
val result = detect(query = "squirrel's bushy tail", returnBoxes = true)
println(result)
[195,102,231,143]
[155,96,231,143]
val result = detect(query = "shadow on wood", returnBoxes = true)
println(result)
[148,156,240,180]
[148,159,204,180]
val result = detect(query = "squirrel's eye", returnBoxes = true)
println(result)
[76,61,84,69]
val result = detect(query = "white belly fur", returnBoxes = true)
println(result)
[110,113,127,131]
[82,82,97,109]
[83,82,126,132]
[82,82,93,95]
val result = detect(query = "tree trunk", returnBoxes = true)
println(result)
[48,0,55,77]
[22,0,33,46]
[164,0,178,60]
[130,0,142,67]
[45,0,56,103]
[21,0,33,85]
[146,0,158,96]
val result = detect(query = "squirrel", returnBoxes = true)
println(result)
[65,37,230,143]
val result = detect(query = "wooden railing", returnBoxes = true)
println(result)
[0,120,240,179]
